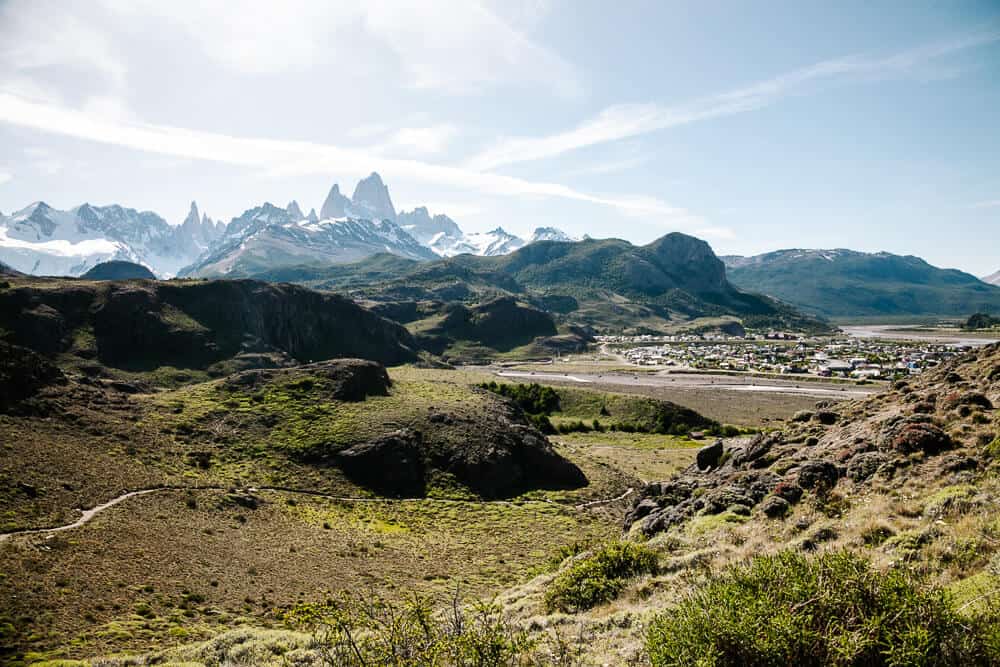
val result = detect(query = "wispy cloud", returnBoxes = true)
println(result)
[467,29,1000,171]
[0,92,730,236]
[0,171,12,186]
[969,199,1000,209]
[372,124,460,157]
[101,0,580,96]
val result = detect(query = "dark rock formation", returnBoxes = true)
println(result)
[0,341,66,412]
[336,429,425,497]
[0,278,419,372]
[697,440,724,470]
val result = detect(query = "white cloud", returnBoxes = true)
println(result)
[372,125,460,157]
[0,92,727,236]
[467,29,1000,170]
[100,0,579,95]
[969,200,1000,209]
[23,147,65,176]
[0,0,127,95]
[0,171,12,185]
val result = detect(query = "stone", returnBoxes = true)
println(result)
[887,423,952,455]
[796,460,840,490]
[846,451,888,483]
[760,495,790,518]
[815,411,839,425]
[335,429,425,497]
[696,440,724,470]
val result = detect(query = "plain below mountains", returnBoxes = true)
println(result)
[723,249,1000,319]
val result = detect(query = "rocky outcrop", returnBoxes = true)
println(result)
[625,344,1000,537]
[0,341,66,412]
[211,362,586,499]
[0,278,419,373]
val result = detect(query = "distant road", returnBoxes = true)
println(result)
[842,325,999,347]
[494,370,876,398]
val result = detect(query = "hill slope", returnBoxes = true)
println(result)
[80,260,157,280]
[724,249,1000,318]
[251,234,830,334]
[0,275,420,374]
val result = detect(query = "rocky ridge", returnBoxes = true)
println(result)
[626,343,1000,536]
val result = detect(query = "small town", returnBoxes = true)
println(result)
[599,332,964,379]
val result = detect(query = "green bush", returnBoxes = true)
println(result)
[645,550,1000,667]
[478,382,560,416]
[545,541,659,613]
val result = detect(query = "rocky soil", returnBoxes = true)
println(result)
[626,343,1000,535]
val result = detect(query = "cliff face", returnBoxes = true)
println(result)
[0,277,419,371]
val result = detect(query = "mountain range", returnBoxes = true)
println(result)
[0,172,575,278]
[984,270,1000,286]
[251,232,828,335]
[2,172,996,322]
[0,201,223,278]
[723,249,1000,318]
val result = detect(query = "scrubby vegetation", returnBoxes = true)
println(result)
[284,593,536,666]
[964,312,1000,330]
[479,381,728,437]
[545,540,659,613]
[645,550,1000,667]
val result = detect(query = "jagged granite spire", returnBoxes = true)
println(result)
[351,172,396,222]
[286,200,304,220]
[182,201,201,230]
[320,183,351,219]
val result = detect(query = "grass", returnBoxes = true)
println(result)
[646,550,1000,667]
[0,489,615,661]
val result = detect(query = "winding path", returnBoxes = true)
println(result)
[0,484,636,543]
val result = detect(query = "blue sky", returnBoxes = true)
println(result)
[0,0,998,274]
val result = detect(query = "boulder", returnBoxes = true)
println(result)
[886,422,952,455]
[760,495,790,518]
[696,440,724,470]
[335,429,425,497]
[815,411,839,425]
[796,460,840,490]
[846,451,889,483]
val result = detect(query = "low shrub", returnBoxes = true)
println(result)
[477,382,560,415]
[645,550,1000,667]
[545,541,659,613]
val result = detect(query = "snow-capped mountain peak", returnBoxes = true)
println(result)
[180,202,434,277]
[397,206,462,245]
[984,270,1000,286]
[429,226,527,257]
[529,226,577,243]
